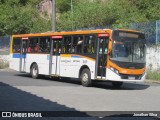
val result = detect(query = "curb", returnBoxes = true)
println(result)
[145,80,160,84]
[0,68,16,72]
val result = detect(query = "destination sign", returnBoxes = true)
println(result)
[119,32,139,38]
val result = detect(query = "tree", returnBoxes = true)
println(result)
[57,0,160,31]
[0,0,50,35]
[1,0,160,35]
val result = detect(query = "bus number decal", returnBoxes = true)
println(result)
[83,60,87,64]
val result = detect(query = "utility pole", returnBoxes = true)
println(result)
[52,0,56,32]
[71,0,74,30]
[49,0,56,76]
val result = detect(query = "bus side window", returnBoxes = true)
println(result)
[58,40,62,54]
[27,44,31,52]
[62,36,72,53]
[39,37,50,53]
[73,36,83,54]
[28,38,39,53]
[84,35,95,54]
[12,38,21,53]
[27,40,32,53]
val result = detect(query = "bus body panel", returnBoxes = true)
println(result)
[10,54,19,71]
[60,54,95,79]
[55,56,61,75]
[25,54,50,75]
[10,53,27,72]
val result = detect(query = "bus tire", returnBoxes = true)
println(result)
[112,81,123,88]
[80,69,92,87]
[31,64,39,79]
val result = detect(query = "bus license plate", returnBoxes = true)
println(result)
[128,76,135,80]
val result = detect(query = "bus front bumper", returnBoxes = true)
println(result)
[105,68,146,83]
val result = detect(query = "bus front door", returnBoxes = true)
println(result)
[20,38,28,72]
[49,37,62,76]
[96,37,109,79]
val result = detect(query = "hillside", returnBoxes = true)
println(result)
[38,0,52,16]
[0,0,160,35]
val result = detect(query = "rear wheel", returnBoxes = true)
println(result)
[112,81,123,88]
[31,64,39,79]
[80,69,92,87]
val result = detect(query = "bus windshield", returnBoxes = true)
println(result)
[110,31,146,64]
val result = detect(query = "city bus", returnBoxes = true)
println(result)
[10,29,146,87]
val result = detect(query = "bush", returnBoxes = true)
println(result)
[146,70,160,80]
[0,60,9,69]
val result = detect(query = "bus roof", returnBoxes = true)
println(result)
[12,29,109,38]
[12,29,142,38]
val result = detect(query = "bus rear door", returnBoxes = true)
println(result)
[96,34,109,79]
[49,36,62,76]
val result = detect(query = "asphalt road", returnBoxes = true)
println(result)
[0,70,160,119]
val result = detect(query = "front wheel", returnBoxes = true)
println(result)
[80,69,92,87]
[112,81,123,88]
[31,64,39,79]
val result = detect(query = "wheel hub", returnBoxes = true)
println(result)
[33,68,37,76]
[82,73,88,82]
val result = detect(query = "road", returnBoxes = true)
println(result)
[0,70,160,119]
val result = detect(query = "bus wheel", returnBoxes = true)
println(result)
[112,81,123,88]
[80,69,92,87]
[31,64,39,79]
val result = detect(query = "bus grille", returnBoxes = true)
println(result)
[119,74,142,80]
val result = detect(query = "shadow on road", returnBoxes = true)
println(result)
[0,82,90,118]
[92,81,150,90]
[0,77,156,120]
[14,73,150,90]
[1,81,153,120]
[14,73,81,86]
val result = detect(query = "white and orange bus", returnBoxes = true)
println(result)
[10,29,146,87]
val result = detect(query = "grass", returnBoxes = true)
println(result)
[146,70,160,81]
[0,60,9,69]
[0,50,9,55]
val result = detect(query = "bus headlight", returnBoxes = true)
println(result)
[142,71,146,76]
[115,69,119,74]
[110,67,119,74]
[110,67,114,71]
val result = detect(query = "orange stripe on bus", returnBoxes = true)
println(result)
[60,54,95,62]
[108,60,145,75]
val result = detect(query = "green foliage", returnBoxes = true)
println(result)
[57,1,111,31]
[56,0,71,13]
[146,70,160,80]
[0,50,9,55]
[57,0,160,30]
[57,1,126,30]
[1,0,160,34]
[0,60,9,69]
[131,0,160,20]
[0,0,50,36]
